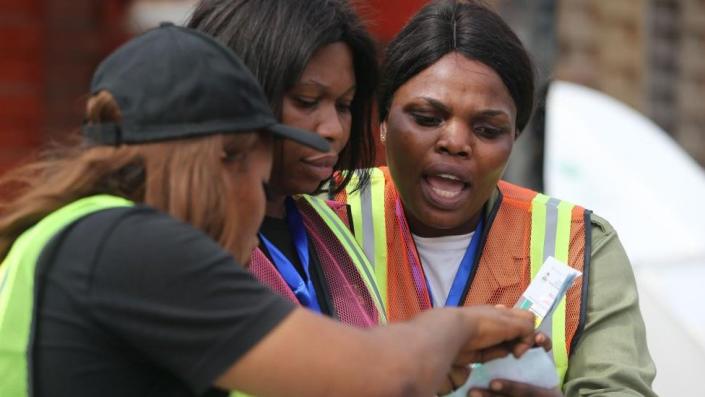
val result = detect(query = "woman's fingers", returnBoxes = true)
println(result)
[468,379,563,397]
[437,365,471,395]
[452,306,538,366]
[463,306,535,350]
[534,332,552,352]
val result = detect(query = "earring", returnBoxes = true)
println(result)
[380,124,387,143]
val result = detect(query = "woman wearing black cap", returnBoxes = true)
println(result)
[189,0,385,326]
[0,24,542,397]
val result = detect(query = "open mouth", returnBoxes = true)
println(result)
[420,172,470,210]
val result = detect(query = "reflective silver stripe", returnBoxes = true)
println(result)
[538,307,555,337]
[360,183,376,268]
[543,197,561,262]
[306,197,386,320]
[0,267,8,295]
[538,198,561,347]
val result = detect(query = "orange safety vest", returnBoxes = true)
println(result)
[248,195,384,328]
[337,167,591,384]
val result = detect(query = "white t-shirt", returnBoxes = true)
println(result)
[412,232,474,307]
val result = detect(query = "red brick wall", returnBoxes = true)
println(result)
[361,0,427,42]
[0,0,129,174]
[0,0,44,174]
[43,0,130,141]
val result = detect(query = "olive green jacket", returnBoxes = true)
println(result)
[563,213,657,396]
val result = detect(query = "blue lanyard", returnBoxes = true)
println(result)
[258,197,322,313]
[427,218,484,307]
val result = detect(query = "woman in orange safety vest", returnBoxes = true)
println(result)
[337,1,657,396]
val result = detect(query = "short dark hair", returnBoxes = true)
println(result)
[188,0,378,192]
[379,0,535,133]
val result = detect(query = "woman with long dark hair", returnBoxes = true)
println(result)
[189,0,385,325]
[339,1,657,396]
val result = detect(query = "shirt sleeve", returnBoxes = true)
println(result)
[86,208,294,395]
[563,214,658,396]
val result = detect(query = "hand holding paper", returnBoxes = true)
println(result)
[452,306,537,366]
[442,257,581,397]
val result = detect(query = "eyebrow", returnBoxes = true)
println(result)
[419,97,510,119]
[296,79,356,96]
[297,80,327,89]
[476,109,511,119]
[420,97,451,114]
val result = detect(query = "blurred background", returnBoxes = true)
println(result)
[2,0,704,172]
[1,1,704,395]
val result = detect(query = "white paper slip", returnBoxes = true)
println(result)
[442,348,558,396]
[515,256,582,327]
[470,347,558,390]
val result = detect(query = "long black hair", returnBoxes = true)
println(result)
[379,0,535,134]
[188,0,377,192]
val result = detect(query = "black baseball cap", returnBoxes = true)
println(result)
[81,22,329,152]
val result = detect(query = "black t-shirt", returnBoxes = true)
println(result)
[31,206,294,397]
[259,216,335,317]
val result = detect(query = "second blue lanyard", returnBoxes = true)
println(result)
[259,197,322,313]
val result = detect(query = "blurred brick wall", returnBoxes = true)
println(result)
[676,0,705,164]
[556,0,648,112]
[43,0,129,142]
[0,0,129,174]
[555,0,705,166]
[360,0,425,43]
[0,0,43,174]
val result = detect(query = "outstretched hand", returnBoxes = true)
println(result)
[434,305,553,396]
[454,305,537,366]
[466,321,560,397]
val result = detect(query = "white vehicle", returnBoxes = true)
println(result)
[544,81,705,397]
